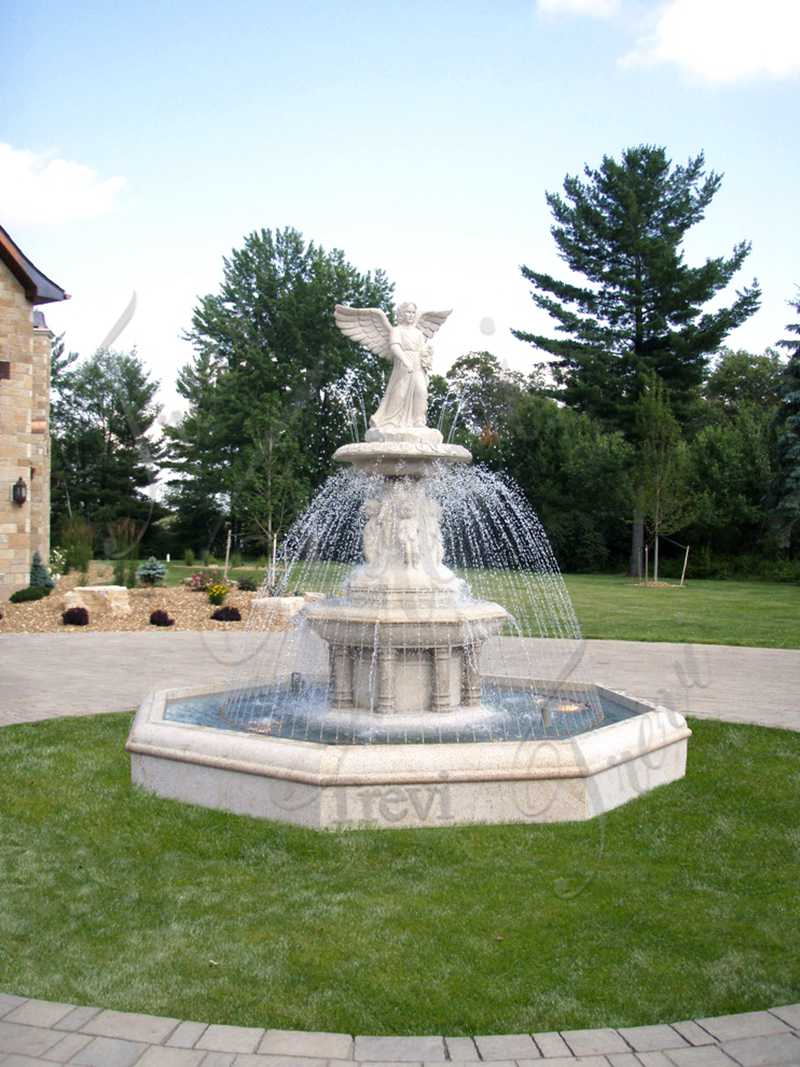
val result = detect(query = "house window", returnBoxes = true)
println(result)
[0,361,10,380]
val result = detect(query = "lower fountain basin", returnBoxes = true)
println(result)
[126,682,690,829]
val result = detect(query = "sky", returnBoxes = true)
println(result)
[2,0,799,421]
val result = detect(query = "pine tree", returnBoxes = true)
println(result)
[50,348,162,542]
[773,289,800,546]
[136,556,166,586]
[513,145,761,432]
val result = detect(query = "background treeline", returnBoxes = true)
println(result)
[48,146,800,579]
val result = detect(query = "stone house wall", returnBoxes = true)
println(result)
[0,258,52,600]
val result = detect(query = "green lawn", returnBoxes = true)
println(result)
[1,713,798,1034]
[564,575,800,649]
[162,563,800,649]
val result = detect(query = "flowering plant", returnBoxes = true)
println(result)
[185,571,212,591]
[50,547,67,582]
[207,581,229,605]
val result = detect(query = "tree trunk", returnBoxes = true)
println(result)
[629,514,644,577]
[653,531,660,583]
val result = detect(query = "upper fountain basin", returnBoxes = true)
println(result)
[335,437,472,477]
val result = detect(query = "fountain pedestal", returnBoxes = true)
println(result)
[305,431,508,718]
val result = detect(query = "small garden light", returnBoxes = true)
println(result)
[12,477,27,506]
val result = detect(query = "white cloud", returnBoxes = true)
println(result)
[0,143,126,226]
[537,0,619,16]
[621,0,800,83]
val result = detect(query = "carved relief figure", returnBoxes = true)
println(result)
[395,496,420,568]
[362,498,383,569]
[334,302,452,433]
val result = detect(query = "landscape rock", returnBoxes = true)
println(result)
[63,585,131,617]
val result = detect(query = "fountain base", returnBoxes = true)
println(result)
[126,682,690,830]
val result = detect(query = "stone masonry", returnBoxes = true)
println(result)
[0,227,67,600]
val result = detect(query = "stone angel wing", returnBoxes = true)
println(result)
[416,309,452,340]
[334,305,392,361]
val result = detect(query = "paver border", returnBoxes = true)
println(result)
[0,996,799,1064]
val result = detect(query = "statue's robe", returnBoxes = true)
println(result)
[370,325,428,430]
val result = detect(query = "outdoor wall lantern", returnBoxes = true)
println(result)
[12,477,27,506]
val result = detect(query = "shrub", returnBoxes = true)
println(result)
[230,551,243,568]
[29,551,54,590]
[125,557,138,589]
[149,609,175,627]
[62,606,89,626]
[60,517,94,573]
[112,557,126,585]
[136,556,167,586]
[237,576,257,592]
[10,585,50,604]
[207,582,229,606]
[184,548,196,567]
[185,570,213,591]
[211,606,241,622]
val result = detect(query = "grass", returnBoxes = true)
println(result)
[1,712,798,1033]
[564,574,800,649]
[159,562,800,647]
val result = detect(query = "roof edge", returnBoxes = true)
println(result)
[0,224,69,305]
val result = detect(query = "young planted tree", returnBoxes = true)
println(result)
[632,376,694,583]
[232,395,311,552]
[28,551,54,591]
[513,145,760,572]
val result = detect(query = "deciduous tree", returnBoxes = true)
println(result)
[167,228,394,552]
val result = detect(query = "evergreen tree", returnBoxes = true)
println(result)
[136,556,166,586]
[28,551,54,591]
[513,145,760,573]
[513,146,760,432]
[773,290,800,546]
[167,227,394,551]
[50,348,163,549]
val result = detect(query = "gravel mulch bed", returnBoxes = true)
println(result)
[0,565,266,634]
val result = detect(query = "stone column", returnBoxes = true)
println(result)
[30,321,52,565]
[0,262,34,598]
[461,648,482,706]
[330,645,354,709]
[432,646,452,712]
[376,647,395,714]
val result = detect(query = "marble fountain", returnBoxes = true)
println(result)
[126,300,690,829]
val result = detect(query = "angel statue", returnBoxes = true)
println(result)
[334,302,451,439]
